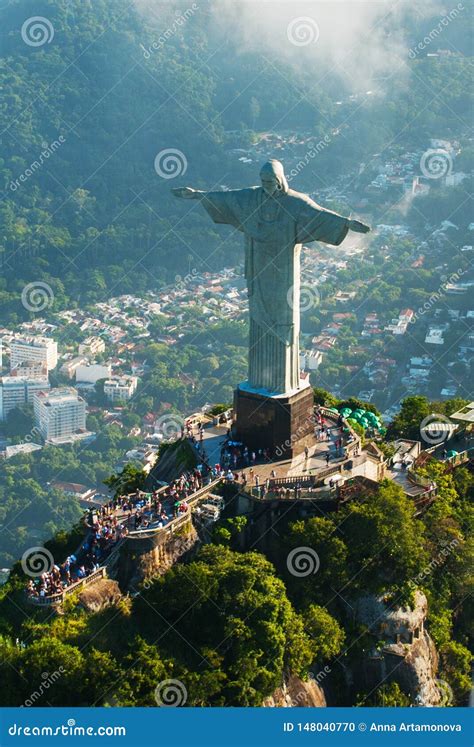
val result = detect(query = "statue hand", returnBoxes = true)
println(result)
[171,187,200,199]
[349,219,371,234]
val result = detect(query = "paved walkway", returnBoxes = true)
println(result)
[388,466,425,496]
[236,421,348,484]
[199,424,229,465]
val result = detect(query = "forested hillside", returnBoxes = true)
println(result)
[1,0,472,323]
[0,462,472,707]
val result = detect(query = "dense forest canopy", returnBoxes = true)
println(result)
[0,469,471,707]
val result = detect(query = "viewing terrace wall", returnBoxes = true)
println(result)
[28,568,107,607]
[124,478,222,544]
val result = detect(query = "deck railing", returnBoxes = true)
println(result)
[125,478,222,539]
[27,567,107,607]
[413,487,437,512]
[268,464,342,491]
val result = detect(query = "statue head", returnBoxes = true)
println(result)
[259,159,288,197]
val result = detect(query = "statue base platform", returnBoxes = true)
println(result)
[233,383,315,459]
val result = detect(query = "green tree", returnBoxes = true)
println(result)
[284,518,348,607]
[136,545,313,705]
[356,681,411,706]
[303,604,345,661]
[104,463,146,498]
[386,395,431,440]
[312,388,338,407]
[338,481,428,594]
[439,640,472,705]
[112,638,170,706]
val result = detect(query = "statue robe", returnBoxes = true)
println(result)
[201,186,349,394]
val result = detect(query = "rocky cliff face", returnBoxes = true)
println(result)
[77,579,122,613]
[403,632,442,705]
[263,674,326,708]
[115,525,200,591]
[352,590,444,705]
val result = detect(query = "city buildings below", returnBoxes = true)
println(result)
[50,481,96,502]
[385,308,414,335]
[59,356,88,379]
[10,360,48,379]
[120,444,158,474]
[0,376,50,421]
[75,363,112,384]
[33,387,91,444]
[361,313,383,337]
[103,375,138,402]
[334,290,357,303]
[445,281,474,295]
[300,350,324,371]
[78,336,106,356]
[425,325,446,345]
[1,442,43,459]
[9,335,58,372]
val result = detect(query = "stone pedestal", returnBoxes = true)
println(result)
[233,384,315,459]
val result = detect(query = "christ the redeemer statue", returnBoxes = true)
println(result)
[172,159,369,396]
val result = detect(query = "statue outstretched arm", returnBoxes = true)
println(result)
[348,218,371,234]
[171,186,256,231]
[171,187,206,200]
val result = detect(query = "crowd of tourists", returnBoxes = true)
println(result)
[26,511,125,599]
[103,469,210,533]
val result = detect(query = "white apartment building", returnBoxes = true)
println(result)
[299,350,323,371]
[425,326,445,345]
[0,376,50,421]
[10,360,48,379]
[59,356,87,379]
[10,336,58,372]
[34,387,87,441]
[78,336,105,356]
[75,363,111,384]
[103,375,138,402]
